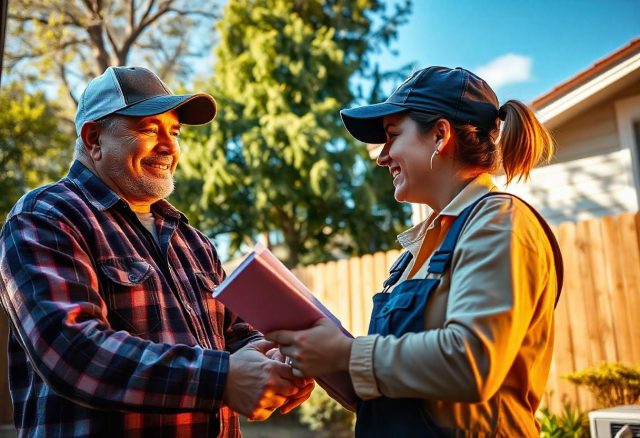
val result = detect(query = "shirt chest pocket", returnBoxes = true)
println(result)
[98,257,161,336]
[194,271,226,348]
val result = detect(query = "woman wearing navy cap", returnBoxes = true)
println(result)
[268,66,562,437]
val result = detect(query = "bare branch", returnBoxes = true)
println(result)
[9,13,81,27]
[118,1,173,63]
[167,8,218,19]
[80,0,95,14]
[8,13,49,24]
[86,21,112,72]
[158,40,187,79]
[138,0,158,27]
[58,63,79,107]
[129,0,136,34]
[63,9,83,27]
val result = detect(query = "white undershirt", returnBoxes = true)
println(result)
[135,211,160,244]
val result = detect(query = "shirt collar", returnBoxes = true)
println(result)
[67,160,187,222]
[397,173,497,250]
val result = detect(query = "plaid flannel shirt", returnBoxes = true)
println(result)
[0,161,262,437]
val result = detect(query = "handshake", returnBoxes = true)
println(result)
[222,339,315,421]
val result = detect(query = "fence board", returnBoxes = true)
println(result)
[372,252,388,293]
[548,224,577,411]
[601,215,633,364]
[323,261,340,324]
[311,263,327,303]
[559,222,594,408]
[360,255,375,336]
[585,219,618,363]
[621,213,640,363]
[335,259,351,331]
[349,257,366,336]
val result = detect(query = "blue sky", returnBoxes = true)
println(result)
[373,0,639,104]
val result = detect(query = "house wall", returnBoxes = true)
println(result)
[497,149,638,223]
[551,80,640,163]
[411,82,640,225]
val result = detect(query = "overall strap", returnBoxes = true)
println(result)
[427,192,564,308]
[382,251,413,289]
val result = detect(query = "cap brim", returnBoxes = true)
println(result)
[340,103,408,144]
[115,93,217,125]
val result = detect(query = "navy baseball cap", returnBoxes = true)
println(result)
[75,66,217,135]
[340,66,500,144]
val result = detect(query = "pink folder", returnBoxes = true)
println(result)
[213,244,358,411]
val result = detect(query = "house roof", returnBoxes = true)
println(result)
[531,37,640,110]
[531,37,640,128]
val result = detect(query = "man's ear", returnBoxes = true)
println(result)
[80,122,102,160]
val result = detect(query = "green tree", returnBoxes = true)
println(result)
[5,0,218,110]
[0,83,73,221]
[173,0,413,266]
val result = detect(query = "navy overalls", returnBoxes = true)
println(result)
[355,193,563,438]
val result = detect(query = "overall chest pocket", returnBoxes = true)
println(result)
[98,257,161,336]
[372,280,435,337]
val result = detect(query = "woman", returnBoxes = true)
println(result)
[267,66,562,437]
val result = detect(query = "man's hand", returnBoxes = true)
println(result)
[266,347,315,414]
[266,318,354,377]
[278,376,314,414]
[222,340,298,421]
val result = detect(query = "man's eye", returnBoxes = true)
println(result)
[141,128,158,135]
[172,131,181,137]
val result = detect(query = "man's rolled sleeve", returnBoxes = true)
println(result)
[196,349,230,411]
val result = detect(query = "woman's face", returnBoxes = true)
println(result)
[377,113,436,204]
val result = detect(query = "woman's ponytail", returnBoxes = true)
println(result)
[498,100,555,184]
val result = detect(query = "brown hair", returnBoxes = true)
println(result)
[408,100,554,184]
[498,100,554,183]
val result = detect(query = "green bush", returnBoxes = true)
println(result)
[564,363,640,407]
[298,385,354,436]
[538,400,590,438]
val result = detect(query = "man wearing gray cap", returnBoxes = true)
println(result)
[0,66,312,437]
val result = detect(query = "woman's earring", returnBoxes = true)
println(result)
[430,141,442,170]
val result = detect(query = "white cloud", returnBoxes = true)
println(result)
[475,54,533,89]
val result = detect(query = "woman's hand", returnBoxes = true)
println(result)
[266,318,354,377]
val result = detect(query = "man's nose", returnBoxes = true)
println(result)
[156,131,179,153]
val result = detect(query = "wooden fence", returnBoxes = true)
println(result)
[1,212,640,422]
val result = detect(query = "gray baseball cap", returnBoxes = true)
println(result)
[340,66,500,144]
[75,66,217,134]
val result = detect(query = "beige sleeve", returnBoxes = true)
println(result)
[349,335,381,399]
[349,197,553,402]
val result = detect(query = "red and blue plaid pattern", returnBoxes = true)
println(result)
[0,161,261,437]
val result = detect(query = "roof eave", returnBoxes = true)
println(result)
[535,51,640,129]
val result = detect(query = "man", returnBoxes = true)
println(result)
[0,66,313,437]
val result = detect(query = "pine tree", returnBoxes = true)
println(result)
[173,0,413,267]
